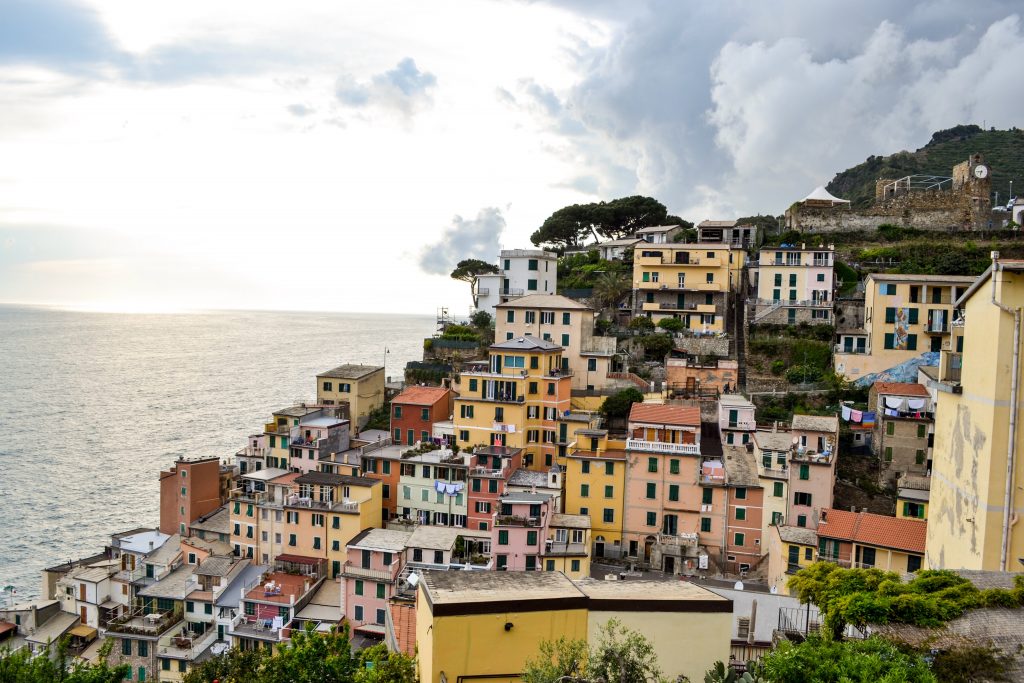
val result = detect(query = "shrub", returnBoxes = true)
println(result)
[656,317,685,333]
[770,360,786,376]
[628,317,655,332]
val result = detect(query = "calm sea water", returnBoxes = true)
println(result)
[0,306,435,598]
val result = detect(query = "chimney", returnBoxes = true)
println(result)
[862,507,868,513]
[149,541,154,550]
[850,506,856,512]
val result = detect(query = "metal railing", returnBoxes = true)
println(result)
[626,439,699,455]
[341,561,400,582]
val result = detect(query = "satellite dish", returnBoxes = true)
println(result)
[407,573,420,587]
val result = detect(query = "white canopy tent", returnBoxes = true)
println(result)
[802,186,850,205]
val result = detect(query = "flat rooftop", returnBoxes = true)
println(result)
[576,579,731,611]
[318,364,383,380]
[421,570,585,610]
[407,525,461,550]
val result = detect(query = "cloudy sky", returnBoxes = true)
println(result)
[1,0,1022,314]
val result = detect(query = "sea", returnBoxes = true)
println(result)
[0,305,436,599]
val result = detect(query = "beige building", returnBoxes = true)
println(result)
[495,294,616,390]
[633,243,745,332]
[867,381,933,486]
[316,364,385,426]
[926,258,1024,570]
[834,273,973,381]
[750,244,835,326]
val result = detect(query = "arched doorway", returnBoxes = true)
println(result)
[594,535,605,558]
[643,535,656,564]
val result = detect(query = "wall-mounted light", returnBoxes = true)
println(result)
[504,622,514,631]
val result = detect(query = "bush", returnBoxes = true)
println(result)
[770,360,786,376]
[786,365,823,384]
[600,388,644,421]
[656,317,685,333]
[638,334,673,360]
[628,317,655,332]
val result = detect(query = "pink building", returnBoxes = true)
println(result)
[288,415,351,474]
[467,446,524,532]
[491,492,555,571]
[340,528,410,637]
[788,414,839,529]
[718,394,756,447]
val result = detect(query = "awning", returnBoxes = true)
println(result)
[0,621,15,636]
[274,554,321,565]
[70,624,98,641]
[354,623,386,635]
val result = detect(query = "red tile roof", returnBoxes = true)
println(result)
[393,386,451,406]
[873,382,930,398]
[389,601,416,657]
[628,403,701,427]
[818,508,926,554]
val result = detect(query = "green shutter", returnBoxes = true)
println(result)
[908,308,919,324]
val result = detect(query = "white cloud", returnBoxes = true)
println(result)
[418,208,506,275]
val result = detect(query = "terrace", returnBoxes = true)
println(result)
[341,560,401,583]
[105,606,183,636]
[625,438,700,455]
[157,622,218,660]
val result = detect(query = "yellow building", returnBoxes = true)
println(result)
[926,258,1024,570]
[563,434,626,557]
[415,571,732,683]
[316,364,385,426]
[765,525,818,595]
[834,273,974,381]
[750,244,835,326]
[264,405,322,469]
[494,294,616,391]
[453,337,572,470]
[544,513,591,579]
[896,474,929,521]
[632,243,745,331]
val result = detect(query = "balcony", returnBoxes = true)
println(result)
[759,465,789,479]
[657,532,699,548]
[475,288,490,296]
[834,343,869,355]
[726,419,756,430]
[236,446,267,458]
[790,449,834,464]
[542,368,572,379]
[229,615,289,642]
[545,542,588,556]
[501,288,526,297]
[341,561,400,583]
[106,608,183,636]
[470,465,510,479]
[157,624,218,660]
[626,439,699,455]
[642,302,718,313]
[749,298,832,309]
[925,320,949,334]
[494,515,542,527]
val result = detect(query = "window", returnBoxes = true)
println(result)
[668,485,679,501]
[735,507,746,521]
[571,559,581,572]
[700,517,711,532]
[561,333,569,346]
[735,487,746,500]
[122,639,132,656]
[646,511,657,526]
[580,484,589,497]
[289,534,297,546]
[734,533,745,547]
[527,531,538,546]
[907,334,917,350]
[603,508,614,523]
[540,311,554,324]
[915,449,925,465]
[702,488,712,504]
[917,424,927,438]
[528,279,538,291]
[459,405,474,419]
[799,464,809,480]
[648,457,658,473]
[885,447,893,461]
[604,485,613,498]
[394,406,402,418]
[313,537,321,550]
[794,492,812,506]
[498,530,509,545]
[138,641,148,657]
[376,583,386,599]
[162,660,170,672]
[323,381,333,391]
[186,601,195,613]
[605,461,614,475]
[562,312,571,325]
[773,482,784,497]
[495,407,504,423]
[138,667,146,682]
[354,606,363,621]
[581,460,590,474]
[669,459,680,474]
[355,580,364,596]
[907,555,923,572]
[882,283,897,295]
[506,310,514,323]
[797,514,807,527]
[459,430,469,442]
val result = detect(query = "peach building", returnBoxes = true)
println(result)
[160,457,230,537]
[340,528,411,638]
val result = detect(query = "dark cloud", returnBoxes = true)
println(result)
[517,1,1024,217]
[335,58,437,116]
[418,208,505,276]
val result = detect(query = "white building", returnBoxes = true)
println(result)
[473,249,558,317]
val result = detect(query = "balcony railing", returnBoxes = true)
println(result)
[494,515,542,527]
[502,288,525,297]
[475,288,490,296]
[106,608,183,636]
[626,439,699,455]
[545,542,588,556]
[749,298,832,308]
[341,561,400,583]
[726,419,756,430]
[834,344,869,355]
[158,625,218,659]
[470,465,509,479]
[759,465,789,479]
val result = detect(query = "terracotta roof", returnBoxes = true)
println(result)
[393,386,450,406]
[628,403,700,427]
[818,508,926,554]
[495,294,592,310]
[389,601,417,657]
[873,382,930,398]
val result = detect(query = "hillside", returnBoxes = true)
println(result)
[826,125,1024,209]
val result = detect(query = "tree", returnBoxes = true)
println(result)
[600,388,644,421]
[592,271,631,311]
[0,639,130,683]
[587,619,664,683]
[522,636,589,683]
[183,645,269,683]
[470,310,493,330]
[656,318,684,333]
[638,334,673,360]
[531,196,684,249]
[757,635,936,683]
[628,317,655,332]
[451,259,499,305]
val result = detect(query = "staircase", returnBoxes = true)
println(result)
[735,268,749,392]
[751,298,784,323]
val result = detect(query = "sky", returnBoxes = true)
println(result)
[1,0,1022,315]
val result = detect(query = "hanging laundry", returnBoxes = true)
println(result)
[841,405,852,421]
[434,480,444,493]
[862,411,876,426]
[444,483,458,496]
[850,409,863,422]
[907,398,926,410]
[884,396,905,410]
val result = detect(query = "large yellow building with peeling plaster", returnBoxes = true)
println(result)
[926,258,1024,570]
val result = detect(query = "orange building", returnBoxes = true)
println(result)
[159,457,229,537]
[391,386,453,446]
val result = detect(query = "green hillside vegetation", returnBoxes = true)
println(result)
[827,125,1024,209]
